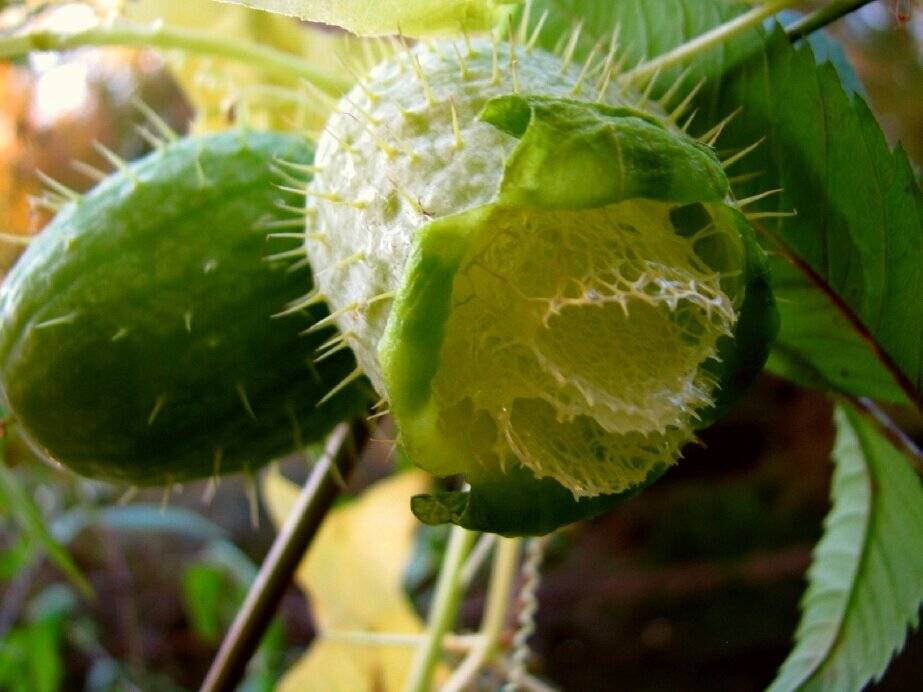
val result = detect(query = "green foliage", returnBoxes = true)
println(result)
[523,0,923,406]
[0,423,93,597]
[0,584,76,692]
[0,131,371,485]
[182,563,236,644]
[0,534,32,580]
[768,406,923,692]
[53,504,228,544]
[766,259,904,402]
[714,26,923,407]
[61,503,284,688]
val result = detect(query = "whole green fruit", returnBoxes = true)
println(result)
[0,131,370,485]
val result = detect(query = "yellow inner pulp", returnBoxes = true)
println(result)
[431,199,743,497]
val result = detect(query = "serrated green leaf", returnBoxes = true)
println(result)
[766,260,905,402]
[210,0,515,36]
[768,405,923,692]
[713,28,923,407]
[524,1,923,406]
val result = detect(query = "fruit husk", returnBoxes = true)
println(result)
[382,96,778,535]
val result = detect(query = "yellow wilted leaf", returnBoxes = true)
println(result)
[210,0,513,37]
[263,468,433,691]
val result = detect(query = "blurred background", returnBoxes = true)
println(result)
[1,1,922,690]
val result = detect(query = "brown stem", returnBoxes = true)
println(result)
[199,420,367,692]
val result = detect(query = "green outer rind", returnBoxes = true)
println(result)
[699,204,779,428]
[0,131,371,485]
[382,95,778,535]
[482,94,729,209]
[378,206,492,478]
[411,463,667,538]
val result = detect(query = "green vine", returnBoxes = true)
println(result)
[0,21,351,96]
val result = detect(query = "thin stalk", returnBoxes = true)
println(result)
[323,630,482,652]
[460,532,498,588]
[492,658,559,692]
[0,21,351,97]
[786,0,879,42]
[404,524,479,692]
[442,537,522,692]
[200,421,366,692]
[622,0,800,84]
[0,232,32,246]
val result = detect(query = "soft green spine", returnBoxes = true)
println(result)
[0,131,371,485]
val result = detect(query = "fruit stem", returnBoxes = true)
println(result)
[405,524,479,692]
[442,537,523,692]
[200,421,366,692]
[785,0,879,42]
[0,21,351,97]
[622,0,799,84]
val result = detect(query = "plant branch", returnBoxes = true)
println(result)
[199,420,366,692]
[404,524,479,692]
[443,537,522,692]
[785,0,879,42]
[0,21,352,97]
[621,0,800,84]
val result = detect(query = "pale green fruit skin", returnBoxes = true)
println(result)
[307,39,630,394]
[306,39,770,504]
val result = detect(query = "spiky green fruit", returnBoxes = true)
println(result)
[0,131,371,486]
[306,38,777,534]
